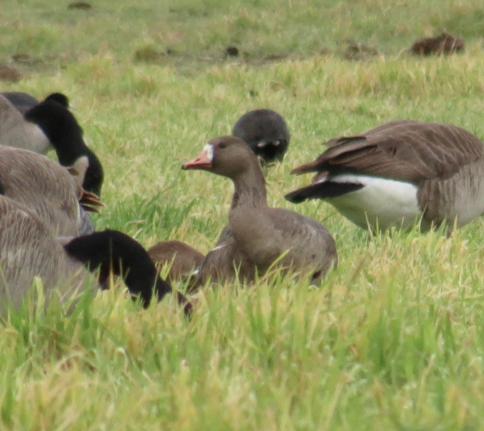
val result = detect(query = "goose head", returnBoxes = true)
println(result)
[64,229,192,314]
[44,92,70,108]
[232,109,290,163]
[182,136,261,180]
[24,100,104,197]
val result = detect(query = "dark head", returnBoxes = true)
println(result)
[44,92,70,109]
[182,136,263,180]
[232,109,290,163]
[64,229,191,314]
[24,99,104,196]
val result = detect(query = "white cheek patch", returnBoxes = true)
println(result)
[204,144,214,161]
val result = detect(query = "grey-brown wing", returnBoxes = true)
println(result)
[293,121,484,183]
[269,208,337,271]
[197,225,254,285]
[0,197,88,313]
[0,147,80,236]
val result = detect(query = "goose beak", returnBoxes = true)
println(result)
[182,146,213,170]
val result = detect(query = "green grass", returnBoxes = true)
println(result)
[2,0,484,429]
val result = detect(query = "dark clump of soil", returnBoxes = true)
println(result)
[0,64,22,82]
[11,53,42,66]
[411,31,464,56]
[342,40,380,61]
[225,46,240,57]
[68,2,92,10]
[133,46,175,63]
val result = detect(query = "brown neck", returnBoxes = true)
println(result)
[230,162,267,210]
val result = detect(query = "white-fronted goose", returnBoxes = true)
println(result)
[232,109,290,163]
[0,146,102,236]
[182,136,337,285]
[147,240,204,285]
[0,196,191,315]
[285,120,484,232]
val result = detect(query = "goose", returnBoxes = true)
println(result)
[1,91,70,114]
[410,31,464,56]
[285,120,484,233]
[0,146,102,236]
[182,136,337,285]
[232,109,290,163]
[0,196,191,315]
[0,94,103,196]
[147,240,204,284]
[24,98,104,197]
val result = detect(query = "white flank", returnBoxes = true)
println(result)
[210,244,226,252]
[204,144,214,161]
[328,174,420,230]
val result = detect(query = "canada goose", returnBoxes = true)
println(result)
[0,146,102,236]
[147,240,204,284]
[232,109,290,163]
[182,136,337,285]
[0,196,191,315]
[65,230,192,314]
[0,94,103,196]
[285,120,484,232]
[24,98,104,196]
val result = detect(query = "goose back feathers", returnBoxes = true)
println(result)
[286,121,484,231]
[147,240,204,284]
[1,91,40,114]
[0,146,101,236]
[0,94,50,153]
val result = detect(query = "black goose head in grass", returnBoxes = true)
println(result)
[64,229,192,315]
[232,109,290,164]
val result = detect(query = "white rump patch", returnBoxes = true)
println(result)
[204,144,214,161]
[328,174,420,230]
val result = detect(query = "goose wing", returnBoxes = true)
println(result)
[292,121,484,183]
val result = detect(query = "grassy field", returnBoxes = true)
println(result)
[2,0,484,429]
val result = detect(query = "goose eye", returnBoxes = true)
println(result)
[219,143,227,149]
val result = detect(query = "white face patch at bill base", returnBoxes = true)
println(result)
[327,174,420,230]
[204,144,214,161]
